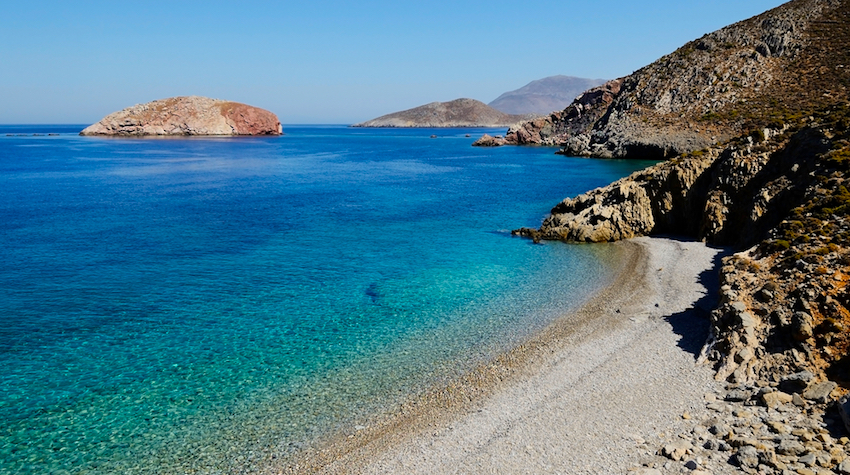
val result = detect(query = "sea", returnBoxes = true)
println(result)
[0,125,655,474]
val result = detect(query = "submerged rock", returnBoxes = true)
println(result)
[80,96,282,136]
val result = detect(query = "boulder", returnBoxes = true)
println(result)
[762,391,794,408]
[661,441,692,461]
[802,381,837,403]
[779,371,816,393]
[472,134,507,147]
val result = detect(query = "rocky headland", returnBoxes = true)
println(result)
[510,0,850,473]
[351,98,532,128]
[487,75,608,116]
[475,0,844,159]
[80,96,282,136]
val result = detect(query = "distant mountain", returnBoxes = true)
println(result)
[488,76,607,115]
[352,98,531,128]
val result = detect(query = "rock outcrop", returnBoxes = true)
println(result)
[80,96,282,136]
[514,1,850,468]
[483,0,843,159]
[470,134,506,147]
[487,75,607,116]
[522,104,850,372]
[352,98,532,128]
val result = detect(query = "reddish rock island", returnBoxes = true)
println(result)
[80,96,282,136]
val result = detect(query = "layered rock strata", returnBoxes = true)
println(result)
[80,96,282,136]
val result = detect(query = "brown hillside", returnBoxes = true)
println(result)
[494,0,849,159]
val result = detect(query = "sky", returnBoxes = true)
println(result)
[1,0,788,125]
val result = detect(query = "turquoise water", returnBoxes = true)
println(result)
[0,125,654,474]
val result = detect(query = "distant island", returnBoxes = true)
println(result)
[80,96,282,136]
[351,75,606,128]
[488,75,607,116]
[351,98,533,128]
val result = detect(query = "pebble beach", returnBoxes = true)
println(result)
[276,237,729,473]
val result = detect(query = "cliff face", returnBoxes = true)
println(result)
[517,105,850,385]
[80,96,282,136]
[515,0,850,436]
[352,98,532,128]
[520,124,828,247]
[490,0,844,159]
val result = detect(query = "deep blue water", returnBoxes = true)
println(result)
[0,125,654,474]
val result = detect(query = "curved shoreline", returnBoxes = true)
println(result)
[271,237,724,473]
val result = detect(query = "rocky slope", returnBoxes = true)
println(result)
[479,0,845,159]
[80,96,282,136]
[351,98,531,128]
[487,75,607,115]
[514,0,850,472]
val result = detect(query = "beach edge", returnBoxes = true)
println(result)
[271,237,723,473]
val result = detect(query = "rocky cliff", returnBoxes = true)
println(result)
[481,0,845,160]
[352,98,531,128]
[80,96,282,136]
[515,0,850,467]
[487,75,607,116]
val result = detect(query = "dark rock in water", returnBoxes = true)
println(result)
[365,283,380,304]
[511,227,542,244]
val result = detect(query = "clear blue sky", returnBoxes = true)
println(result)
[1,0,787,124]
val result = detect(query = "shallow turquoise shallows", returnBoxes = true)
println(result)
[0,125,655,474]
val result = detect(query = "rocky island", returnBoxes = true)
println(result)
[80,96,282,136]
[506,0,850,472]
[352,98,531,128]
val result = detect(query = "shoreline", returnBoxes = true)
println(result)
[272,237,725,473]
